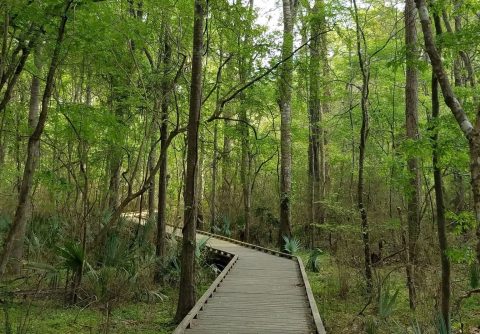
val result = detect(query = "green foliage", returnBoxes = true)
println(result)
[446,211,477,235]
[195,237,210,260]
[377,282,399,320]
[56,242,85,272]
[446,246,476,265]
[306,248,323,272]
[410,319,423,334]
[214,216,232,237]
[365,317,378,334]
[0,215,11,237]
[435,313,450,334]
[469,263,480,289]
[103,233,128,268]
[283,236,301,255]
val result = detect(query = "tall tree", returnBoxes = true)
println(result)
[431,11,451,330]
[307,0,325,247]
[278,0,298,248]
[238,0,254,242]
[155,28,172,274]
[404,0,421,310]
[0,0,73,276]
[175,0,205,322]
[9,44,42,274]
[414,0,480,266]
[352,0,373,292]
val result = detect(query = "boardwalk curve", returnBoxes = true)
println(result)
[172,228,326,334]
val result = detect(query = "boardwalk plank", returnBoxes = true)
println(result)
[182,233,320,334]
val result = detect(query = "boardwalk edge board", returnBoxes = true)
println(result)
[297,256,327,334]
[173,251,239,334]
[196,230,294,259]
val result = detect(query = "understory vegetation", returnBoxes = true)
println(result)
[1,0,480,333]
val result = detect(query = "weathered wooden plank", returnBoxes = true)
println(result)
[172,252,238,334]
[169,225,327,334]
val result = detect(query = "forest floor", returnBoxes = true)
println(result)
[304,252,480,334]
[0,286,185,334]
[0,276,214,334]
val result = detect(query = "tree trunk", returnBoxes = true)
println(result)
[196,129,205,230]
[277,0,297,248]
[107,148,122,212]
[307,0,324,248]
[240,105,251,241]
[211,121,218,231]
[353,0,373,292]
[175,0,205,322]
[238,1,253,242]
[432,65,451,333]
[147,140,156,217]
[9,45,42,274]
[404,0,420,310]
[414,0,480,265]
[220,115,232,220]
[155,37,171,274]
[0,1,72,276]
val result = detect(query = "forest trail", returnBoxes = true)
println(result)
[166,224,326,334]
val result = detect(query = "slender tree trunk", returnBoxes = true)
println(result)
[155,37,171,272]
[404,0,421,310]
[107,152,121,212]
[238,1,253,242]
[307,0,323,248]
[148,140,156,216]
[0,1,72,276]
[318,0,328,226]
[9,45,42,274]
[210,49,223,233]
[175,0,205,322]
[196,130,205,230]
[220,115,232,220]
[431,13,450,326]
[211,121,218,231]
[277,0,297,248]
[240,105,251,241]
[414,0,480,265]
[353,0,372,292]
[432,62,451,334]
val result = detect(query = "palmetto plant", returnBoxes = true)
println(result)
[195,236,210,260]
[56,242,85,273]
[435,312,450,334]
[306,248,323,272]
[283,236,301,255]
[56,242,85,303]
[377,283,399,319]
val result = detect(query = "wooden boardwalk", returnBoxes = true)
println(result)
[173,228,326,334]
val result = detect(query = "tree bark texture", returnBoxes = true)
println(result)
[175,0,205,322]
[278,0,297,248]
[404,0,421,310]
